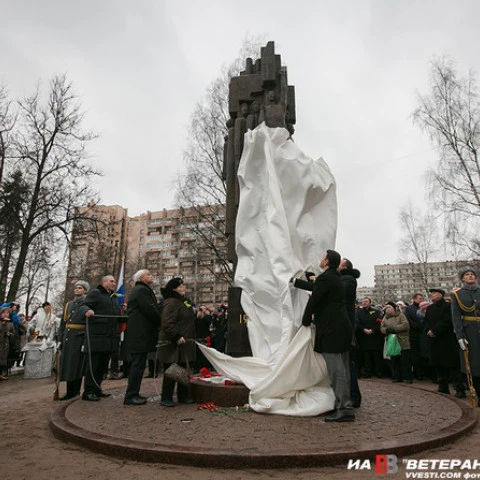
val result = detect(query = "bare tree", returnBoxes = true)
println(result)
[17,235,55,316]
[413,57,480,258]
[398,201,439,294]
[175,37,265,284]
[3,75,100,300]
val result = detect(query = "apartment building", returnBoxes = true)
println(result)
[356,286,376,302]
[66,204,229,305]
[66,203,128,293]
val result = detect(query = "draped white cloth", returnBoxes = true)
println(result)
[199,123,338,416]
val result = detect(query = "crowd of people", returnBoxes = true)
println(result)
[0,300,51,379]
[0,272,229,406]
[292,252,480,422]
[1,256,479,422]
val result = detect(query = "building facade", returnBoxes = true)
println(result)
[66,203,128,295]
[356,286,376,302]
[66,204,230,305]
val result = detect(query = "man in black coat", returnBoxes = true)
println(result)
[302,249,354,422]
[404,292,425,380]
[76,275,123,401]
[425,288,465,397]
[339,258,362,408]
[356,296,384,378]
[123,270,162,405]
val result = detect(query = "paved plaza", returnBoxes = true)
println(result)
[2,373,479,480]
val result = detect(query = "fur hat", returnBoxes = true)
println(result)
[458,266,477,280]
[74,280,90,292]
[384,301,398,310]
[164,277,184,291]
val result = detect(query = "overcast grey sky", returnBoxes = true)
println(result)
[2,0,480,286]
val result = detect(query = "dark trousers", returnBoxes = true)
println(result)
[349,352,361,407]
[161,362,190,402]
[363,349,384,377]
[410,338,424,379]
[66,378,82,396]
[83,351,109,395]
[109,341,123,373]
[125,353,147,400]
[147,358,161,377]
[436,366,464,393]
[391,350,412,381]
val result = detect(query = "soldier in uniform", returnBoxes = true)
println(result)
[451,266,480,405]
[76,275,123,401]
[58,280,90,400]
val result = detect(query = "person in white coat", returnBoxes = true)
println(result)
[29,302,60,341]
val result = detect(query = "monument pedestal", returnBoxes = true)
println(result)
[190,379,250,407]
[225,286,252,357]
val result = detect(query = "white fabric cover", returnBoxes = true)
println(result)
[199,123,338,416]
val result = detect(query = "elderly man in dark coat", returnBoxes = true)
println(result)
[451,266,480,404]
[76,275,123,401]
[424,288,465,397]
[58,280,90,400]
[123,270,162,405]
[302,249,354,422]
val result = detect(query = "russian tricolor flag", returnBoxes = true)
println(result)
[116,262,126,307]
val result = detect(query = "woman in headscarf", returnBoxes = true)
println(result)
[158,277,196,407]
[381,301,412,384]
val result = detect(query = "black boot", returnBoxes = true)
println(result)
[324,409,355,422]
[438,382,450,394]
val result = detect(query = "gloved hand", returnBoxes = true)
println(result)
[386,327,396,334]
[458,338,469,351]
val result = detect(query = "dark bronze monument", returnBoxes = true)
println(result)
[224,41,296,356]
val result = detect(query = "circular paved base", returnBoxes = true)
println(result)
[50,380,477,469]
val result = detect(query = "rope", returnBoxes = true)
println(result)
[452,291,476,313]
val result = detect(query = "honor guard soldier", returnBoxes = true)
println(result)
[451,266,480,405]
